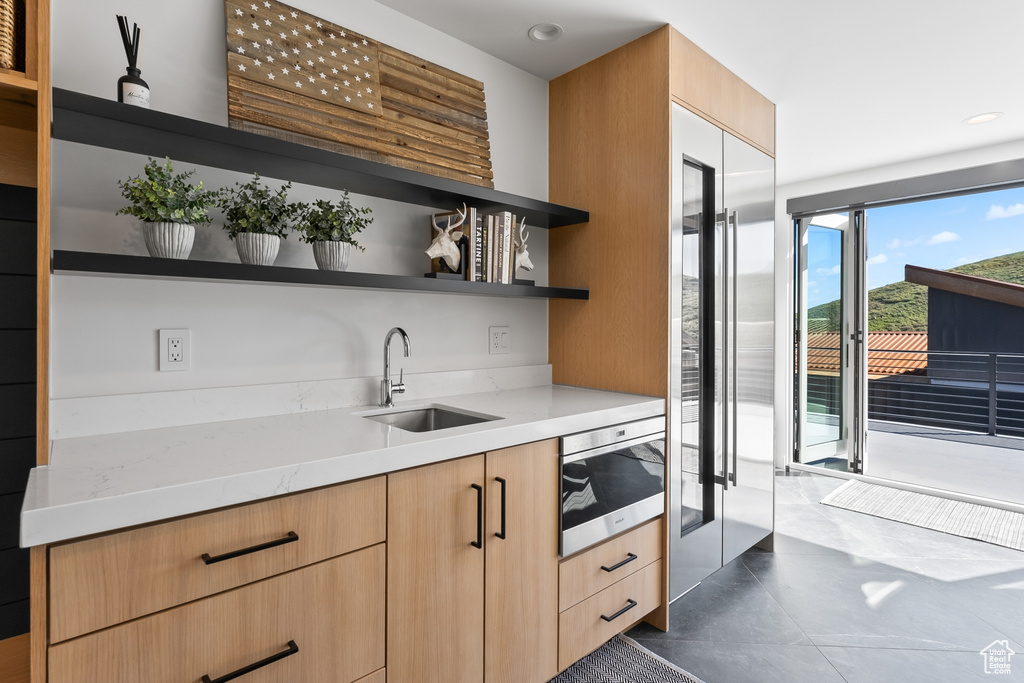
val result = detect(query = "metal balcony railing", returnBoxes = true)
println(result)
[806,346,1024,438]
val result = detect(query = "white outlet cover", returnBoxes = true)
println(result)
[489,326,510,355]
[159,329,191,371]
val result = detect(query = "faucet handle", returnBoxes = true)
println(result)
[395,368,406,394]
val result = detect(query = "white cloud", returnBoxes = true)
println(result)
[986,203,1024,220]
[866,254,888,266]
[953,257,971,266]
[815,265,841,277]
[928,231,961,245]
[887,236,925,249]
[991,246,1016,257]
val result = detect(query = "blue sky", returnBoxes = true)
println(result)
[866,186,1024,290]
[805,187,1024,307]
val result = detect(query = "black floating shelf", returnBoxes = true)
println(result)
[52,251,590,301]
[51,88,589,230]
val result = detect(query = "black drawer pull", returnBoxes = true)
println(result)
[471,483,483,549]
[201,531,299,565]
[201,640,299,683]
[600,598,638,623]
[601,552,638,573]
[495,477,507,540]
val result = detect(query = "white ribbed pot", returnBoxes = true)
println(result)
[312,240,352,271]
[234,233,281,266]
[142,221,194,259]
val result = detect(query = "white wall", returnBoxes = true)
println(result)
[50,0,550,401]
[772,137,1024,467]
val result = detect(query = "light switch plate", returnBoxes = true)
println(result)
[159,329,191,371]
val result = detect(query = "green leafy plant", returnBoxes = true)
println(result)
[295,192,373,251]
[116,157,217,224]
[217,174,304,240]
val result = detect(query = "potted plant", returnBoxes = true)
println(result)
[217,173,303,266]
[295,192,373,271]
[116,157,217,259]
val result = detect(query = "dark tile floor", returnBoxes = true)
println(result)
[628,471,1024,682]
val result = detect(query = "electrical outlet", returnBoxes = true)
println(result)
[489,326,510,355]
[159,329,191,371]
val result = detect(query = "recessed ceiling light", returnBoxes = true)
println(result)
[528,23,564,42]
[963,112,1003,125]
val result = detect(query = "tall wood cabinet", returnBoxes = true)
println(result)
[387,440,559,683]
[548,24,776,629]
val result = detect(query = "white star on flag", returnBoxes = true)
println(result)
[227,0,382,116]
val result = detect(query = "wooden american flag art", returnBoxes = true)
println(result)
[225,0,382,114]
[223,0,495,187]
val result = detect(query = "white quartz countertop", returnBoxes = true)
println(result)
[22,385,663,547]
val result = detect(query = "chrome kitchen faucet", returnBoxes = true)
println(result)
[380,327,411,407]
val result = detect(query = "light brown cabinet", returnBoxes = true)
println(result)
[48,544,385,683]
[48,476,385,642]
[387,439,560,683]
[42,476,387,683]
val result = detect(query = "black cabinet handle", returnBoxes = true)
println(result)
[471,483,483,548]
[600,599,638,623]
[495,477,507,539]
[201,531,299,565]
[601,553,638,573]
[201,640,299,683]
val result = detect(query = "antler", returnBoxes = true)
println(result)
[447,202,468,231]
[514,217,528,248]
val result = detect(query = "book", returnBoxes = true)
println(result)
[486,214,495,282]
[503,213,515,284]
[472,208,484,282]
[494,212,505,284]
[465,207,478,281]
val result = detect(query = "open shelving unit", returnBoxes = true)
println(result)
[50,88,590,300]
[52,88,588,228]
[52,250,589,300]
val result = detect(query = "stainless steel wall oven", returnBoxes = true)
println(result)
[559,417,666,557]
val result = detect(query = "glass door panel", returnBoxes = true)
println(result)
[797,214,852,470]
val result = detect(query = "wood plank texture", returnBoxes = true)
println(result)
[48,477,385,643]
[557,559,663,672]
[669,27,775,156]
[484,440,560,683]
[387,455,485,683]
[549,26,672,398]
[224,1,492,188]
[558,518,663,612]
[47,546,386,683]
[0,125,35,187]
[0,633,30,683]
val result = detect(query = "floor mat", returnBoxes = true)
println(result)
[821,479,1024,551]
[549,634,706,683]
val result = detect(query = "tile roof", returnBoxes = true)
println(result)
[807,331,927,376]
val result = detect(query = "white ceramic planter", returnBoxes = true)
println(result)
[235,233,281,266]
[312,240,352,271]
[142,222,195,259]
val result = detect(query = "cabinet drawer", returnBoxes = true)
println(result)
[557,558,663,672]
[49,544,386,683]
[50,476,386,642]
[559,517,662,611]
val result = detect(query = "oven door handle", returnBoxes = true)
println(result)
[560,432,666,464]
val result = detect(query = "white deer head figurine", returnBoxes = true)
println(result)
[426,203,467,271]
[513,217,534,273]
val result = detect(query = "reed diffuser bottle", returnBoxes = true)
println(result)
[116,15,150,108]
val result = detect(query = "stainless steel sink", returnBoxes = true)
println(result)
[362,405,501,432]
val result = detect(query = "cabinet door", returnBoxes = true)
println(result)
[388,455,485,683]
[485,440,559,683]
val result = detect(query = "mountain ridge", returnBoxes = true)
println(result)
[807,250,1024,332]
